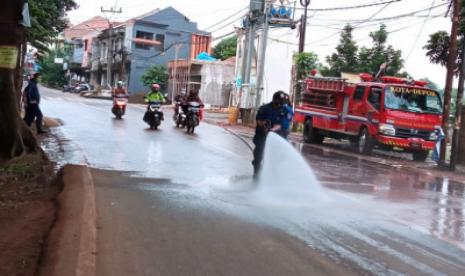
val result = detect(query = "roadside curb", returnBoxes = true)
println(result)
[81,95,112,100]
[39,165,97,276]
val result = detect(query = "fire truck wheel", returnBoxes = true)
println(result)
[303,119,323,144]
[412,150,429,162]
[357,127,374,155]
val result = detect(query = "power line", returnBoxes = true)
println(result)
[306,0,401,11]
[204,6,248,31]
[208,12,247,33]
[309,2,393,45]
[212,30,236,41]
[405,0,436,61]
[307,2,447,45]
[247,0,402,12]
[306,2,447,23]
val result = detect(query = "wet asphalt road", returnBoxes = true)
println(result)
[41,86,465,275]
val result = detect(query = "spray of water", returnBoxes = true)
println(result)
[252,132,331,206]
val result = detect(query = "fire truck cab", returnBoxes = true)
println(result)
[293,74,443,161]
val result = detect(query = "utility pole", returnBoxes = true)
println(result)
[240,0,262,124]
[171,43,182,103]
[440,0,460,166]
[298,0,311,53]
[255,3,270,108]
[101,6,122,88]
[450,39,465,170]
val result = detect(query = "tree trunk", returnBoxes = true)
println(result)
[0,0,37,161]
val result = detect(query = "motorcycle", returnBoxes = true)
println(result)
[144,101,163,130]
[112,95,128,119]
[173,101,187,128]
[185,102,201,134]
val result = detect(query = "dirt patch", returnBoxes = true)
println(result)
[0,153,60,276]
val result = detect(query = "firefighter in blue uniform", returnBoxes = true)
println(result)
[252,91,287,177]
[277,93,293,139]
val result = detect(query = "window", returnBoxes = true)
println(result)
[368,87,382,110]
[353,86,365,101]
[135,31,154,50]
[155,34,165,52]
[385,86,442,114]
[84,40,88,51]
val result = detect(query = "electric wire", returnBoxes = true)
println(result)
[309,2,393,45]
[405,0,436,62]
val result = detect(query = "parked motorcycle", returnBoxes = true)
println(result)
[173,102,187,128]
[144,101,163,130]
[185,102,201,134]
[112,96,128,119]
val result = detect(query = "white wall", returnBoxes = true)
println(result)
[262,29,298,104]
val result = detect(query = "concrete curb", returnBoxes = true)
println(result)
[39,165,97,276]
[81,95,112,100]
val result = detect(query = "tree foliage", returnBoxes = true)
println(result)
[324,24,405,77]
[294,52,319,80]
[325,25,359,76]
[141,65,169,91]
[38,48,69,87]
[358,24,404,76]
[28,0,77,53]
[293,52,319,104]
[424,0,465,74]
[212,36,237,60]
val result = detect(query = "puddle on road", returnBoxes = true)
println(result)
[40,128,88,170]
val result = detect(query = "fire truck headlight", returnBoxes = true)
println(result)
[379,124,396,136]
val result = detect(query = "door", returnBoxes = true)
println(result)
[347,85,368,134]
[367,87,383,127]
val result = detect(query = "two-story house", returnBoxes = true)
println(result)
[90,7,211,94]
[64,16,111,82]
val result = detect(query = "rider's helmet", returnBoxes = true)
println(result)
[117,81,124,87]
[151,83,161,91]
[272,90,286,107]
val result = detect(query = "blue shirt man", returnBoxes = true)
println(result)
[277,103,294,139]
[24,73,46,134]
[252,91,288,177]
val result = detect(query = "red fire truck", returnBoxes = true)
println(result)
[293,74,443,161]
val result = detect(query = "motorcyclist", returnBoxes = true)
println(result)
[144,83,166,121]
[113,81,128,97]
[182,89,204,117]
[252,91,287,177]
[174,90,187,115]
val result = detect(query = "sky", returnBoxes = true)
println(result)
[68,0,454,87]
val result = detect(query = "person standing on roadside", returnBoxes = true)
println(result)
[277,92,293,139]
[24,73,47,134]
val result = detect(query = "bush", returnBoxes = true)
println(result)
[141,65,168,91]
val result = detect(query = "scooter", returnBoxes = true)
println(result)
[144,101,163,130]
[112,96,128,119]
[173,102,187,128]
[185,102,202,134]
